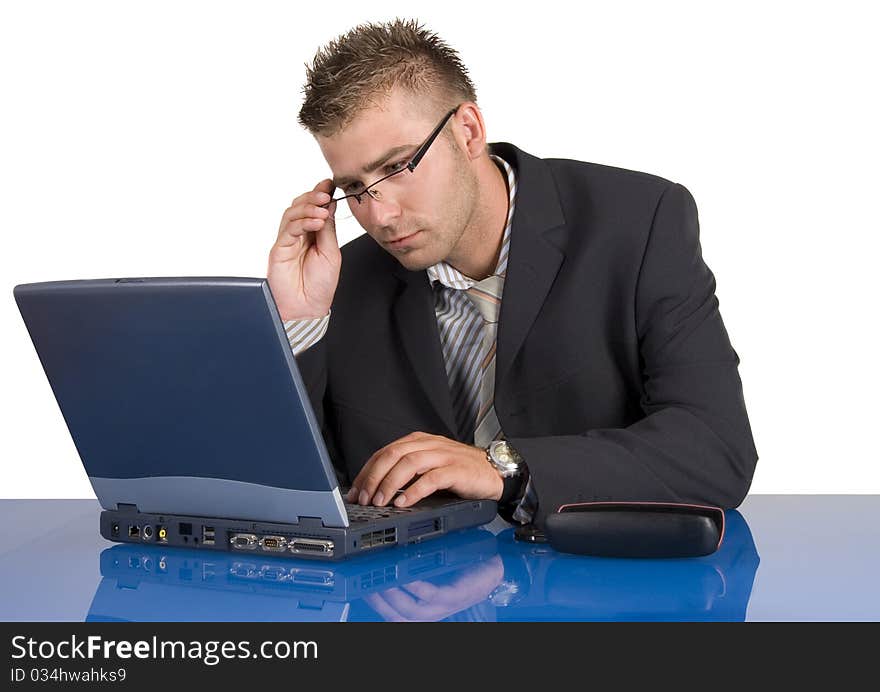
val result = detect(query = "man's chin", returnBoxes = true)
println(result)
[386,246,444,272]
[394,254,437,272]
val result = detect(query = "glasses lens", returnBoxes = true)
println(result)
[365,167,411,202]
[334,206,356,222]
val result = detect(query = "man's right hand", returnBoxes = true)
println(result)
[267,179,342,320]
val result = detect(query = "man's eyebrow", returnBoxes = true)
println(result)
[332,144,416,187]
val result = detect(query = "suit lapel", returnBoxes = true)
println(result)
[390,265,460,439]
[491,143,568,392]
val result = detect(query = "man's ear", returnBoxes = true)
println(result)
[454,102,488,160]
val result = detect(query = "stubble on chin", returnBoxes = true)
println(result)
[390,246,439,272]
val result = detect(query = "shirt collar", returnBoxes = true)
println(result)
[426,153,518,289]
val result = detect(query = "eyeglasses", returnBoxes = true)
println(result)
[321,105,460,213]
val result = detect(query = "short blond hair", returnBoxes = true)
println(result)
[298,19,477,136]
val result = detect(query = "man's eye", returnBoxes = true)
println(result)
[385,160,408,174]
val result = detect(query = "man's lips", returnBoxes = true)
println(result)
[387,230,421,247]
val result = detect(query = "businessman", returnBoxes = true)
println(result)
[267,19,758,527]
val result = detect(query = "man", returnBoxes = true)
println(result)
[267,19,758,528]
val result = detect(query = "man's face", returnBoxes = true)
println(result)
[316,90,478,271]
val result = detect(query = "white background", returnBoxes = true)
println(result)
[2,0,877,499]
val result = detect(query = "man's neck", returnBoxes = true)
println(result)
[445,154,510,280]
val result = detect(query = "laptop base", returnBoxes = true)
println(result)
[100,499,497,562]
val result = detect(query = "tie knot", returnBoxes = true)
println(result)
[464,274,503,323]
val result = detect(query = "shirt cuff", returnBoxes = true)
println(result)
[498,464,537,525]
[511,476,537,524]
[283,311,330,356]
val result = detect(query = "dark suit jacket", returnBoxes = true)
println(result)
[295,142,758,527]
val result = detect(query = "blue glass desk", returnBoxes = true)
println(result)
[0,496,877,621]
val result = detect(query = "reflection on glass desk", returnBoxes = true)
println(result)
[1,496,878,621]
[89,529,501,622]
[85,512,757,622]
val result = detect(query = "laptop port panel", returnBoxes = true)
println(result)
[407,518,443,541]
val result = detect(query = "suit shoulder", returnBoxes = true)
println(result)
[541,157,695,226]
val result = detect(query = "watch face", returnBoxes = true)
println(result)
[490,441,522,475]
[492,441,522,465]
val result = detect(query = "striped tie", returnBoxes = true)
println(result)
[464,274,505,448]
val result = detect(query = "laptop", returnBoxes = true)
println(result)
[14,277,497,561]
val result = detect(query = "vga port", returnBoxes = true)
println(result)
[229,533,259,550]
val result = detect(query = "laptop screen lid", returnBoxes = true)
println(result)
[14,277,349,528]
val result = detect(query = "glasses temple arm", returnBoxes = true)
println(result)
[408,106,460,171]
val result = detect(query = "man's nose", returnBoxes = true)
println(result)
[363,193,401,229]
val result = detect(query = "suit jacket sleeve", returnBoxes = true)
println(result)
[507,183,758,526]
[294,337,348,487]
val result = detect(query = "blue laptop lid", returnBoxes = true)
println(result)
[14,277,347,526]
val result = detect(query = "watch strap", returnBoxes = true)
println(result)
[498,465,529,520]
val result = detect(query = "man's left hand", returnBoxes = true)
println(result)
[346,432,503,507]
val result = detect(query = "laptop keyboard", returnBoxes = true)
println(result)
[345,502,416,523]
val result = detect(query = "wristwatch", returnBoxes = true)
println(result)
[485,440,525,478]
[486,440,528,513]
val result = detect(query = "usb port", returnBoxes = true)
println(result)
[202,526,215,545]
